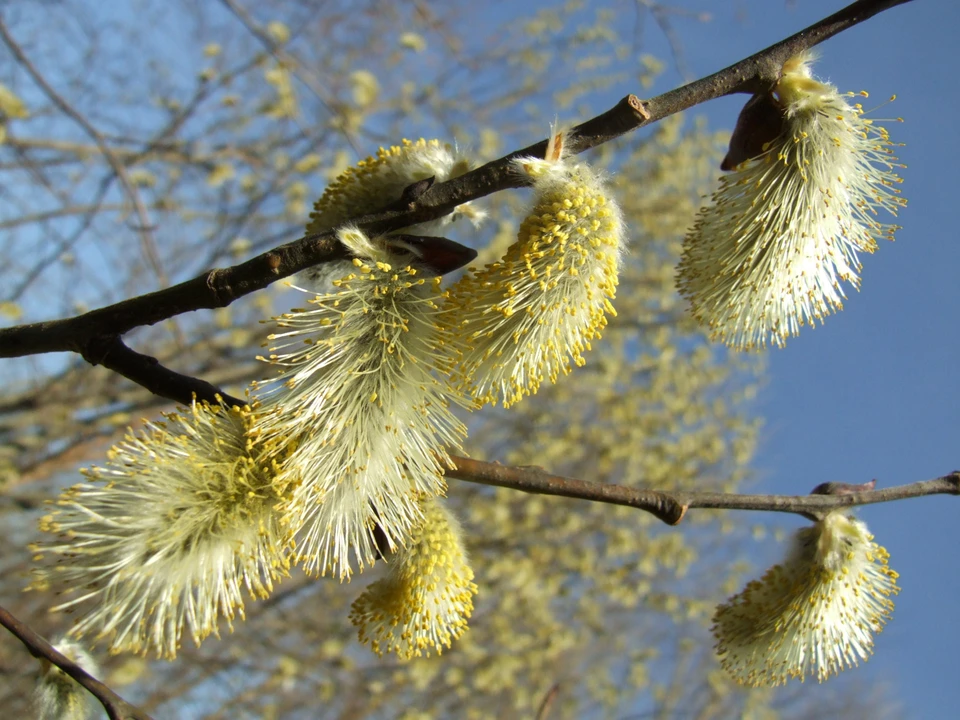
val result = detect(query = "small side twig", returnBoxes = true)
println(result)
[535,683,561,720]
[0,605,154,720]
[448,456,686,524]
[80,336,247,409]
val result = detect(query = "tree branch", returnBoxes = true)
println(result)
[446,459,960,524]
[0,0,922,513]
[0,605,154,720]
[0,230,345,357]
[0,0,912,362]
[79,336,247,409]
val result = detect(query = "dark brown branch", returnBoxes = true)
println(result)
[0,0,911,363]
[80,336,247,409]
[0,604,154,720]
[446,460,960,524]
[0,232,346,357]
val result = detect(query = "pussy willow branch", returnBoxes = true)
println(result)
[0,0,925,521]
[0,0,927,522]
[0,0,911,364]
[0,605,154,720]
[447,460,960,525]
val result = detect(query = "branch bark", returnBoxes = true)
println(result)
[80,336,247,409]
[446,459,960,525]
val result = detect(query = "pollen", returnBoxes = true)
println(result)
[29,401,293,658]
[677,51,906,350]
[350,497,477,659]
[713,511,898,686]
[251,228,470,580]
[439,140,625,408]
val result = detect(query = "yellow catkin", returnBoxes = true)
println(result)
[350,497,478,659]
[440,138,624,408]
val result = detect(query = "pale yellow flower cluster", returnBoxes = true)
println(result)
[350,496,478,659]
[254,227,468,579]
[678,52,905,349]
[32,134,623,660]
[32,51,909,677]
[713,511,899,686]
[441,132,624,407]
[31,402,290,658]
[689,53,908,685]
[306,138,475,235]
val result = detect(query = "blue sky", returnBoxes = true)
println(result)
[674,1,959,716]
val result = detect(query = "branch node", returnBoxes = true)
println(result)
[205,268,229,306]
[946,471,960,493]
[627,94,651,121]
[80,334,120,367]
[401,176,435,205]
[668,504,688,525]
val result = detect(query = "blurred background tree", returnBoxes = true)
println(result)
[0,1,902,718]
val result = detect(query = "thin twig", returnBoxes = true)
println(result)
[216,0,358,153]
[535,683,561,720]
[446,459,960,525]
[0,605,154,720]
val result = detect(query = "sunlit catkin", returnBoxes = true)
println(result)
[253,228,468,580]
[712,511,898,686]
[299,137,484,292]
[441,131,624,407]
[30,401,291,658]
[677,52,906,350]
[350,496,477,659]
[300,138,483,282]
[306,138,483,233]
